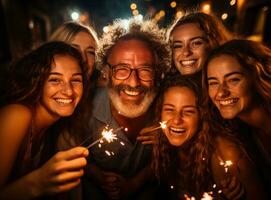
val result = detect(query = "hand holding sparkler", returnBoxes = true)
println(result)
[137,121,167,145]
[217,159,245,199]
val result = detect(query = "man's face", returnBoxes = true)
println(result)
[107,39,157,118]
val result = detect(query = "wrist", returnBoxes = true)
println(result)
[25,169,43,198]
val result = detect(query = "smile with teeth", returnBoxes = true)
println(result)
[219,98,238,106]
[181,60,196,66]
[123,89,140,96]
[55,98,73,104]
[169,127,186,135]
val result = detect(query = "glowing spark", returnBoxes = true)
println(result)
[201,192,213,200]
[159,121,167,129]
[218,190,222,193]
[144,121,168,133]
[102,128,117,143]
[219,160,233,173]
[86,126,118,149]
[105,150,111,156]
[120,141,125,146]
[98,144,102,148]
[170,185,174,189]
[213,184,216,188]
[124,127,128,132]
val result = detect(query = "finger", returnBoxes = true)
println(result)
[54,147,89,161]
[53,169,84,183]
[53,157,87,172]
[222,177,243,200]
[104,176,119,184]
[50,179,81,193]
[137,135,154,142]
[142,141,154,145]
[103,171,121,177]
[226,177,244,199]
[232,185,245,200]
[139,126,157,135]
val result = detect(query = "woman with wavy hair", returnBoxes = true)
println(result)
[202,39,271,197]
[0,41,89,199]
[167,12,233,75]
[50,21,99,79]
[150,74,268,199]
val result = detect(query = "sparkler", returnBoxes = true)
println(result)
[219,160,233,173]
[86,126,122,149]
[142,121,168,133]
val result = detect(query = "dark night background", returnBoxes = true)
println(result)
[0,0,270,68]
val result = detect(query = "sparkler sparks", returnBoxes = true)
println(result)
[143,121,168,133]
[201,192,213,200]
[219,160,233,173]
[86,126,120,149]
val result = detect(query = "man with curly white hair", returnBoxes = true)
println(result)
[83,17,170,200]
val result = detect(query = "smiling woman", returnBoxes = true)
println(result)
[151,74,270,199]
[167,12,233,75]
[0,41,90,199]
[202,39,271,198]
[50,21,99,79]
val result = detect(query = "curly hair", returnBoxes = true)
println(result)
[202,39,271,116]
[96,17,171,82]
[152,74,214,196]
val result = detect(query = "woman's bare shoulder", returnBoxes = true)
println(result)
[0,104,33,131]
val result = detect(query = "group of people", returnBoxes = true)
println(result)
[0,11,270,200]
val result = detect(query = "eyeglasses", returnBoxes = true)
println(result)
[107,63,154,82]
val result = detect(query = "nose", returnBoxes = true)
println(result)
[61,82,73,96]
[82,51,87,63]
[182,44,192,56]
[126,69,140,88]
[172,113,183,125]
[217,81,230,98]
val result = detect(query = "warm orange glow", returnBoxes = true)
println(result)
[230,0,236,6]
[175,10,184,19]
[221,13,228,20]
[201,2,211,14]
[170,1,177,8]
[130,3,137,10]
[159,10,165,17]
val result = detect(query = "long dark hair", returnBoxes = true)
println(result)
[1,41,89,164]
[152,74,214,197]
[1,41,86,107]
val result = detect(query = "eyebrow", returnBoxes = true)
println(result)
[72,44,95,50]
[208,71,244,81]
[173,36,206,43]
[163,104,197,109]
[49,72,83,76]
[110,62,153,67]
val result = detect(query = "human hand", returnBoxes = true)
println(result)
[100,171,121,200]
[137,125,158,145]
[100,171,137,200]
[220,176,245,200]
[31,146,88,196]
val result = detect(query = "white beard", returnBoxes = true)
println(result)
[108,88,156,118]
